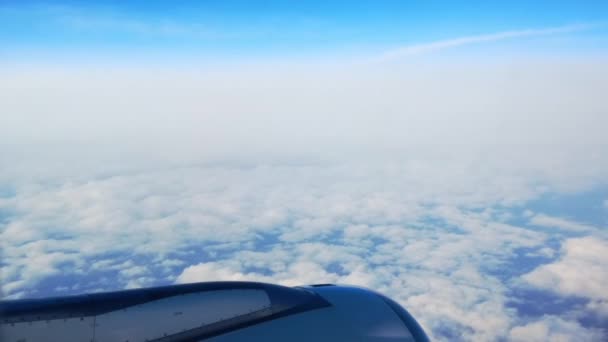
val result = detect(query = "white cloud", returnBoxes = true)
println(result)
[522,236,608,306]
[178,262,249,283]
[1,159,606,339]
[509,316,604,342]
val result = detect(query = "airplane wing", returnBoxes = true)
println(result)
[0,281,429,341]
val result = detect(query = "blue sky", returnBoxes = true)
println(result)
[1,1,608,341]
[2,0,608,63]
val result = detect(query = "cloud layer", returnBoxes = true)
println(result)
[1,152,607,340]
[1,57,608,340]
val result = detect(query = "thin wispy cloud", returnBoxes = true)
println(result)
[0,3,248,40]
[378,23,601,60]
[529,213,597,233]
[57,13,234,40]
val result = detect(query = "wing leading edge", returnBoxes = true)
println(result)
[0,281,428,342]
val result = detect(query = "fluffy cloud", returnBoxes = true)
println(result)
[509,316,604,342]
[522,236,608,314]
[1,154,607,340]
